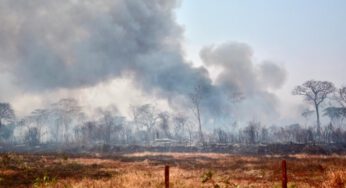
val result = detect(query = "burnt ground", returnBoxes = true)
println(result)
[1,143,346,156]
[0,152,346,187]
[1,143,346,187]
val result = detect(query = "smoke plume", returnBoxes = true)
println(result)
[200,42,287,123]
[0,0,287,125]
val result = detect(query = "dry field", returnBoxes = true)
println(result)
[1,152,346,188]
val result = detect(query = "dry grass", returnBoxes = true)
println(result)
[322,170,346,188]
[1,152,346,187]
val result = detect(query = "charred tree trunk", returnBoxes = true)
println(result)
[314,102,321,138]
[196,105,204,144]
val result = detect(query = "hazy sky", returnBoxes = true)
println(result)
[176,0,346,119]
[1,0,346,126]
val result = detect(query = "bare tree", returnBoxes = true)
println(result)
[189,84,204,144]
[51,98,82,143]
[173,114,188,143]
[0,103,15,127]
[80,121,97,144]
[213,128,228,144]
[185,122,196,146]
[323,123,334,143]
[99,111,113,144]
[260,127,269,143]
[157,112,170,138]
[293,80,336,137]
[24,127,40,146]
[131,104,159,143]
[24,109,50,144]
[243,121,260,144]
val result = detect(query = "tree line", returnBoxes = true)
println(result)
[0,80,346,147]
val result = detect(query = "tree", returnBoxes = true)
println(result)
[99,110,115,144]
[260,127,269,143]
[99,111,124,144]
[157,112,170,138]
[243,121,260,144]
[0,103,15,127]
[173,114,188,143]
[51,98,82,143]
[213,128,228,144]
[131,104,159,143]
[30,109,50,141]
[293,80,336,136]
[80,121,97,144]
[337,87,346,107]
[24,127,40,146]
[189,84,204,144]
[323,107,346,128]
[301,109,314,127]
[323,123,334,143]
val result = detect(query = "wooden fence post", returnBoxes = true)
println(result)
[165,165,169,188]
[282,160,287,188]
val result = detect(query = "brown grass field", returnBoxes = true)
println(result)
[1,152,346,188]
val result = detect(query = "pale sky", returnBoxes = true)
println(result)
[176,0,346,120]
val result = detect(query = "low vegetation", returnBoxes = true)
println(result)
[1,152,346,187]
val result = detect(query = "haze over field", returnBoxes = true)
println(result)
[2,2,346,187]
[0,0,345,129]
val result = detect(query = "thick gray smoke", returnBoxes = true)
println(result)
[0,0,286,124]
[200,42,287,123]
[0,0,185,90]
[0,0,225,115]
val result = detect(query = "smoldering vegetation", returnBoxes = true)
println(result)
[1,84,346,156]
[2,152,346,187]
[0,0,346,156]
[0,0,287,124]
[0,0,290,154]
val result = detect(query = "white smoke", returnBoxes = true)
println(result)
[0,0,287,126]
[200,42,287,124]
